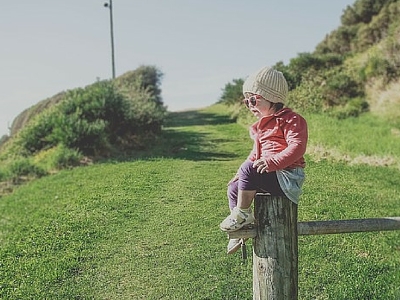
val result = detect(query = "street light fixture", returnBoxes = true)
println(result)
[104,0,116,79]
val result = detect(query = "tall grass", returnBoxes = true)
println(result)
[305,112,400,168]
[0,104,399,299]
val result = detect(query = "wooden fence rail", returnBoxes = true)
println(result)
[228,217,400,239]
[227,193,400,300]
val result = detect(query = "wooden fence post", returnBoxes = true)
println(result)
[227,197,400,299]
[253,194,298,300]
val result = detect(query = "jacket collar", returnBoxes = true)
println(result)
[251,107,292,130]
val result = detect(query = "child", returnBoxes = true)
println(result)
[219,66,308,254]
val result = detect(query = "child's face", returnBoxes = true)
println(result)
[243,93,274,119]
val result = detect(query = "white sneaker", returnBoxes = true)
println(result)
[219,207,255,232]
[227,238,248,254]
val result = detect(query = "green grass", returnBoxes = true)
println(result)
[305,113,400,166]
[1,104,399,299]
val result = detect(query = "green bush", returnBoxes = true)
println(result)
[359,54,397,83]
[0,166,9,181]
[286,70,325,113]
[318,0,395,55]
[16,83,112,156]
[15,67,167,158]
[17,108,58,155]
[321,69,364,107]
[327,97,369,119]
[0,65,168,188]
[34,145,83,170]
[116,65,164,107]
[341,0,389,26]
[282,53,344,88]
[341,5,360,26]
[47,82,117,155]
[8,157,47,181]
[218,78,244,106]
[119,74,167,136]
[315,26,358,55]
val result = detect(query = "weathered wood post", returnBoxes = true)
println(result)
[228,199,400,299]
[253,193,298,300]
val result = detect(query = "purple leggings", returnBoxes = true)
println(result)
[227,160,285,210]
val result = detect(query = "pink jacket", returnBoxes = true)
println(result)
[247,108,308,172]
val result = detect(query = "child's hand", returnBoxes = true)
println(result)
[253,158,269,173]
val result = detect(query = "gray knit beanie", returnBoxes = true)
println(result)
[242,66,288,104]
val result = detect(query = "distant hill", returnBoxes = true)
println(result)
[219,0,400,122]
[313,0,400,119]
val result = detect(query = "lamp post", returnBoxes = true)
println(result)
[104,0,116,79]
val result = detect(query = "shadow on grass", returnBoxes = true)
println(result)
[155,129,236,161]
[111,109,240,162]
[165,110,235,127]
[0,109,238,196]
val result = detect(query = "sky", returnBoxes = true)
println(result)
[0,0,355,137]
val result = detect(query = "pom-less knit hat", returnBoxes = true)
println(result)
[242,66,288,104]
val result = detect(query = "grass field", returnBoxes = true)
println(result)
[1,104,399,299]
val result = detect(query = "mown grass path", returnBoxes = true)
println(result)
[1,105,399,299]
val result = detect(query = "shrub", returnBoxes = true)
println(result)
[315,26,357,55]
[341,5,360,26]
[118,73,167,136]
[218,79,244,106]
[17,107,59,155]
[321,69,364,107]
[16,84,111,156]
[286,70,325,113]
[328,97,370,119]
[354,0,389,24]
[0,65,168,190]
[8,157,47,180]
[358,55,395,82]
[15,67,167,158]
[347,97,370,113]
[0,166,9,182]
[284,53,345,88]
[47,81,116,155]
[34,145,83,170]
[116,65,164,107]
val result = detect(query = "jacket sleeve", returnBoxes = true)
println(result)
[246,129,257,162]
[265,114,308,171]
[247,147,257,161]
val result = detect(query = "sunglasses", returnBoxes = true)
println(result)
[242,95,263,108]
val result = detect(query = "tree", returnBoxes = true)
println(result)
[219,78,244,106]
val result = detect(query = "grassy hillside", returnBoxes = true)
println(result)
[1,104,399,299]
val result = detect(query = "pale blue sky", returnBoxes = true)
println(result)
[0,0,354,137]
